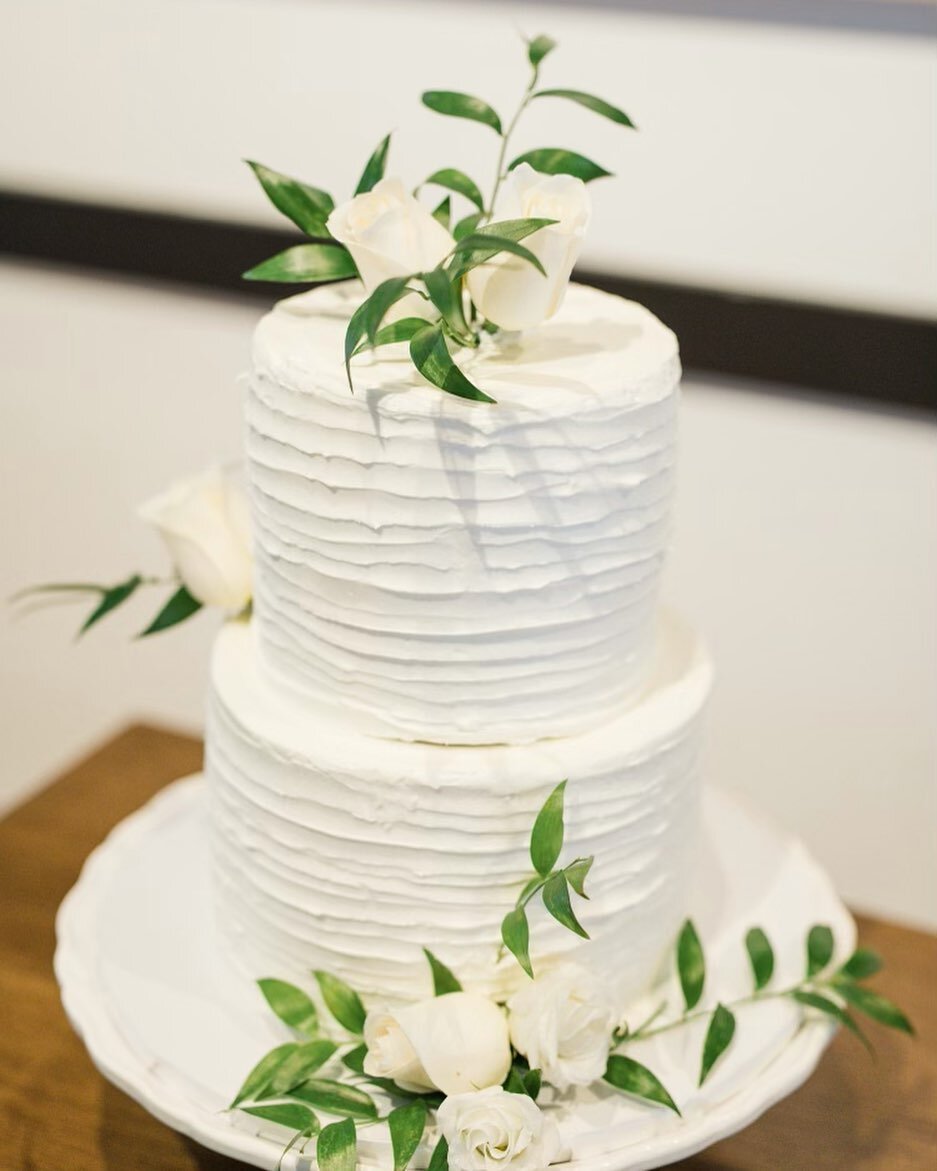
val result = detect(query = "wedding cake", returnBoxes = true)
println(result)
[206,278,712,1010]
[43,34,913,1170]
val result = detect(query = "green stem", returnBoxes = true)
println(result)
[623,981,831,1046]
[487,61,540,217]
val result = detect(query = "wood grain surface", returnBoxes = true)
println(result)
[1,724,934,1169]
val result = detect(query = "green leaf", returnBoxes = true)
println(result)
[80,574,143,635]
[745,927,775,992]
[449,233,546,283]
[243,244,356,284]
[269,1040,338,1094]
[837,948,884,982]
[344,276,416,387]
[341,1043,367,1075]
[422,91,502,134]
[257,978,319,1037]
[410,323,496,404]
[243,1102,319,1134]
[530,779,566,877]
[388,1100,427,1171]
[245,161,334,235]
[423,948,462,995]
[528,34,557,68]
[532,89,636,128]
[138,584,202,638]
[432,195,451,230]
[806,924,835,978]
[314,971,366,1035]
[316,1118,357,1171]
[427,1136,449,1171]
[604,1055,681,1115]
[363,276,417,345]
[792,989,873,1052]
[355,133,391,195]
[476,217,557,243]
[453,212,484,242]
[677,920,705,1011]
[504,1065,526,1095]
[447,217,556,282]
[699,1003,736,1086]
[834,984,914,1035]
[523,1068,542,1100]
[423,168,485,211]
[229,1042,298,1107]
[291,1078,378,1119]
[501,905,532,978]
[564,856,593,900]
[542,872,589,939]
[352,317,428,356]
[508,148,612,183]
[423,266,469,339]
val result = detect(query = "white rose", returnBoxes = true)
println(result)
[138,465,252,612]
[467,163,590,331]
[326,177,455,320]
[508,964,615,1091]
[363,992,511,1096]
[438,1086,562,1171]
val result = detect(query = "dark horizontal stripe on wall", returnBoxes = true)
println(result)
[1,188,935,411]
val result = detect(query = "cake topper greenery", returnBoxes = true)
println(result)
[243,32,635,404]
[228,778,913,1171]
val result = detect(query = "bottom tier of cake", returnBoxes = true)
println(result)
[205,614,712,1008]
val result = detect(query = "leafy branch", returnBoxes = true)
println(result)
[245,31,637,403]
[500,779,594,977]
[11,576,203,638]
[600,921,915,1115]
[232,970,433,1171]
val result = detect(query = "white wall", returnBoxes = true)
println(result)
[2,260,934,930]
[1,0,935,316]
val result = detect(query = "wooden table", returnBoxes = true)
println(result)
[1,725,934,1169]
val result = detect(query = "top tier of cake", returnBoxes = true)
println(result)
[246,280,680,746]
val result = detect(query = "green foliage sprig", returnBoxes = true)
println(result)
[232,799,914,1168]
[11,576,204,638]
[500,779,594,977]
[244,31,636,403]
[230,965,443,1171]
[602,919,915,1114]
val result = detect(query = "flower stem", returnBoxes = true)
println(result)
[487,61,540,218]
[623,982,830,1046]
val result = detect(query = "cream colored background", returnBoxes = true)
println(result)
[1,0,935,316]
[1,1,935,928]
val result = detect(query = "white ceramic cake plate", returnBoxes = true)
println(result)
[55,775,854,1171]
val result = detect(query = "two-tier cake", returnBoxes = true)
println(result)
[206,279,712,1009]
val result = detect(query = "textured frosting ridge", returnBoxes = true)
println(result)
[206,615,712,1007]
[247,281,680,745]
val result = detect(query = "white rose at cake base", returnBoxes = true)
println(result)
[326,177,455,320]
[138,465,252,612]
[363,992,512,1096]
[508,964,616,1091]
[438,1086,564,1171]
[467,163,590,330]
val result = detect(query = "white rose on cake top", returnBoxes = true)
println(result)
[363,992,512,1096]
[326,177,455,320]
[138,466,252,612]
[438,1086,563,1171]
[508,963,616,1091]
[467,163,591,331]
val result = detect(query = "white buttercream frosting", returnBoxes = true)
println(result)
[247,280,680,745]
[205,613,711,1007]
